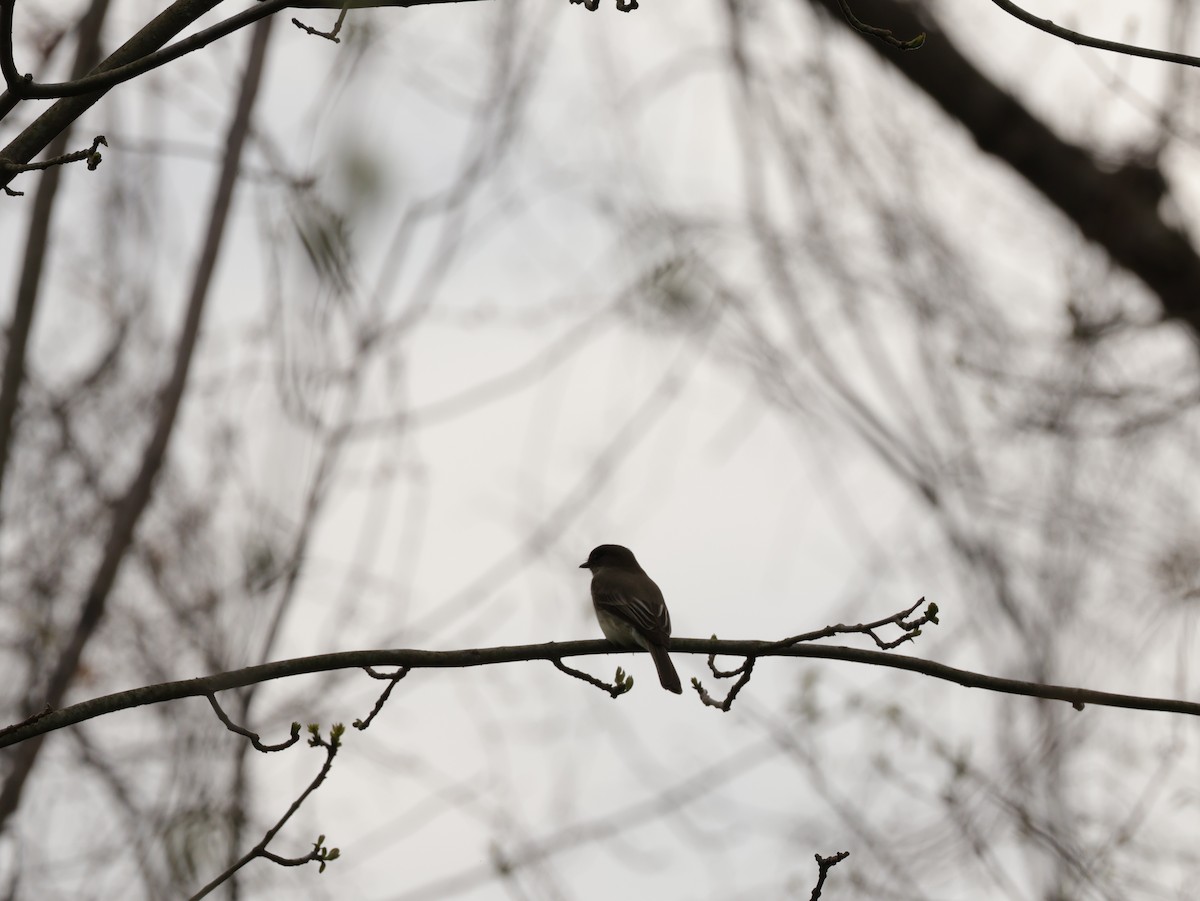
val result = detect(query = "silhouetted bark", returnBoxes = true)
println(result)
[812,0,1200,337]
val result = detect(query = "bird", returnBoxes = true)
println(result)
[579,544,682,694]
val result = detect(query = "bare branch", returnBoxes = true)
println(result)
[809,851,850,900]
[0,0,492,190]
[0,705,52,741]
[692,598,935,712]
[5,635,1200,749]
[0,0,493,104]
[694,653,754,712]
[0,134,106,193]
[568,0,639,11]
[774,597,937,650]
[988,0,1200,68]
[0,0,220,179]
[188,724,344,900]
[352,666,411,730]
[836,0,925,51]
[207,694,302,753]
[552,658,634,698]
[292,1,352,42]
[812,0,1200,328]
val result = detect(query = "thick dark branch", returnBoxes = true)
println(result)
[1,0,249,102]
[0,0,488,187]
[3,638,1198,749]
[809,0,1200,338]
[0,0,489,103]
[1,0,221,186]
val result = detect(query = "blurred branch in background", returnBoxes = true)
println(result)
[0,10,274,854]
[810,0,1200,334]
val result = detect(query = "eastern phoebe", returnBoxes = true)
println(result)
[579,544,682,694]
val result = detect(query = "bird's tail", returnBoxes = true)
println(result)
[649,643,683,694]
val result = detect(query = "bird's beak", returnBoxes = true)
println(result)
[579,562,589,569]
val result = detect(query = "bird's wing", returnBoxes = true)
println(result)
[592,577,671,643]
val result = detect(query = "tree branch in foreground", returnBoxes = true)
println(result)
[0,0,492,189]
[812,0,1200,329]
[188,723,343,900]
[0,135,105,195]
[836,0,924,50]
[352,665,410,730]
[809,850,850,900]
[4,634,1199,749]
[0,0,491,104]
[690,599,936,711]
[988,0,1200,68]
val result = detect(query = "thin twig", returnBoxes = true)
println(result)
[292,0,351,42]
[695,656,754,712]
[836,0,925,51]
[774,597,937,650]
[809,850,850,900]
[207,694,301,753]
[353,666,410,730]
[693,598,936,711]
[189,724,343,899]
[0,0,493,102]
[552,657,633,698]
[988,0,1200,69]
[708,649,752,680]
[0,134,105,181]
